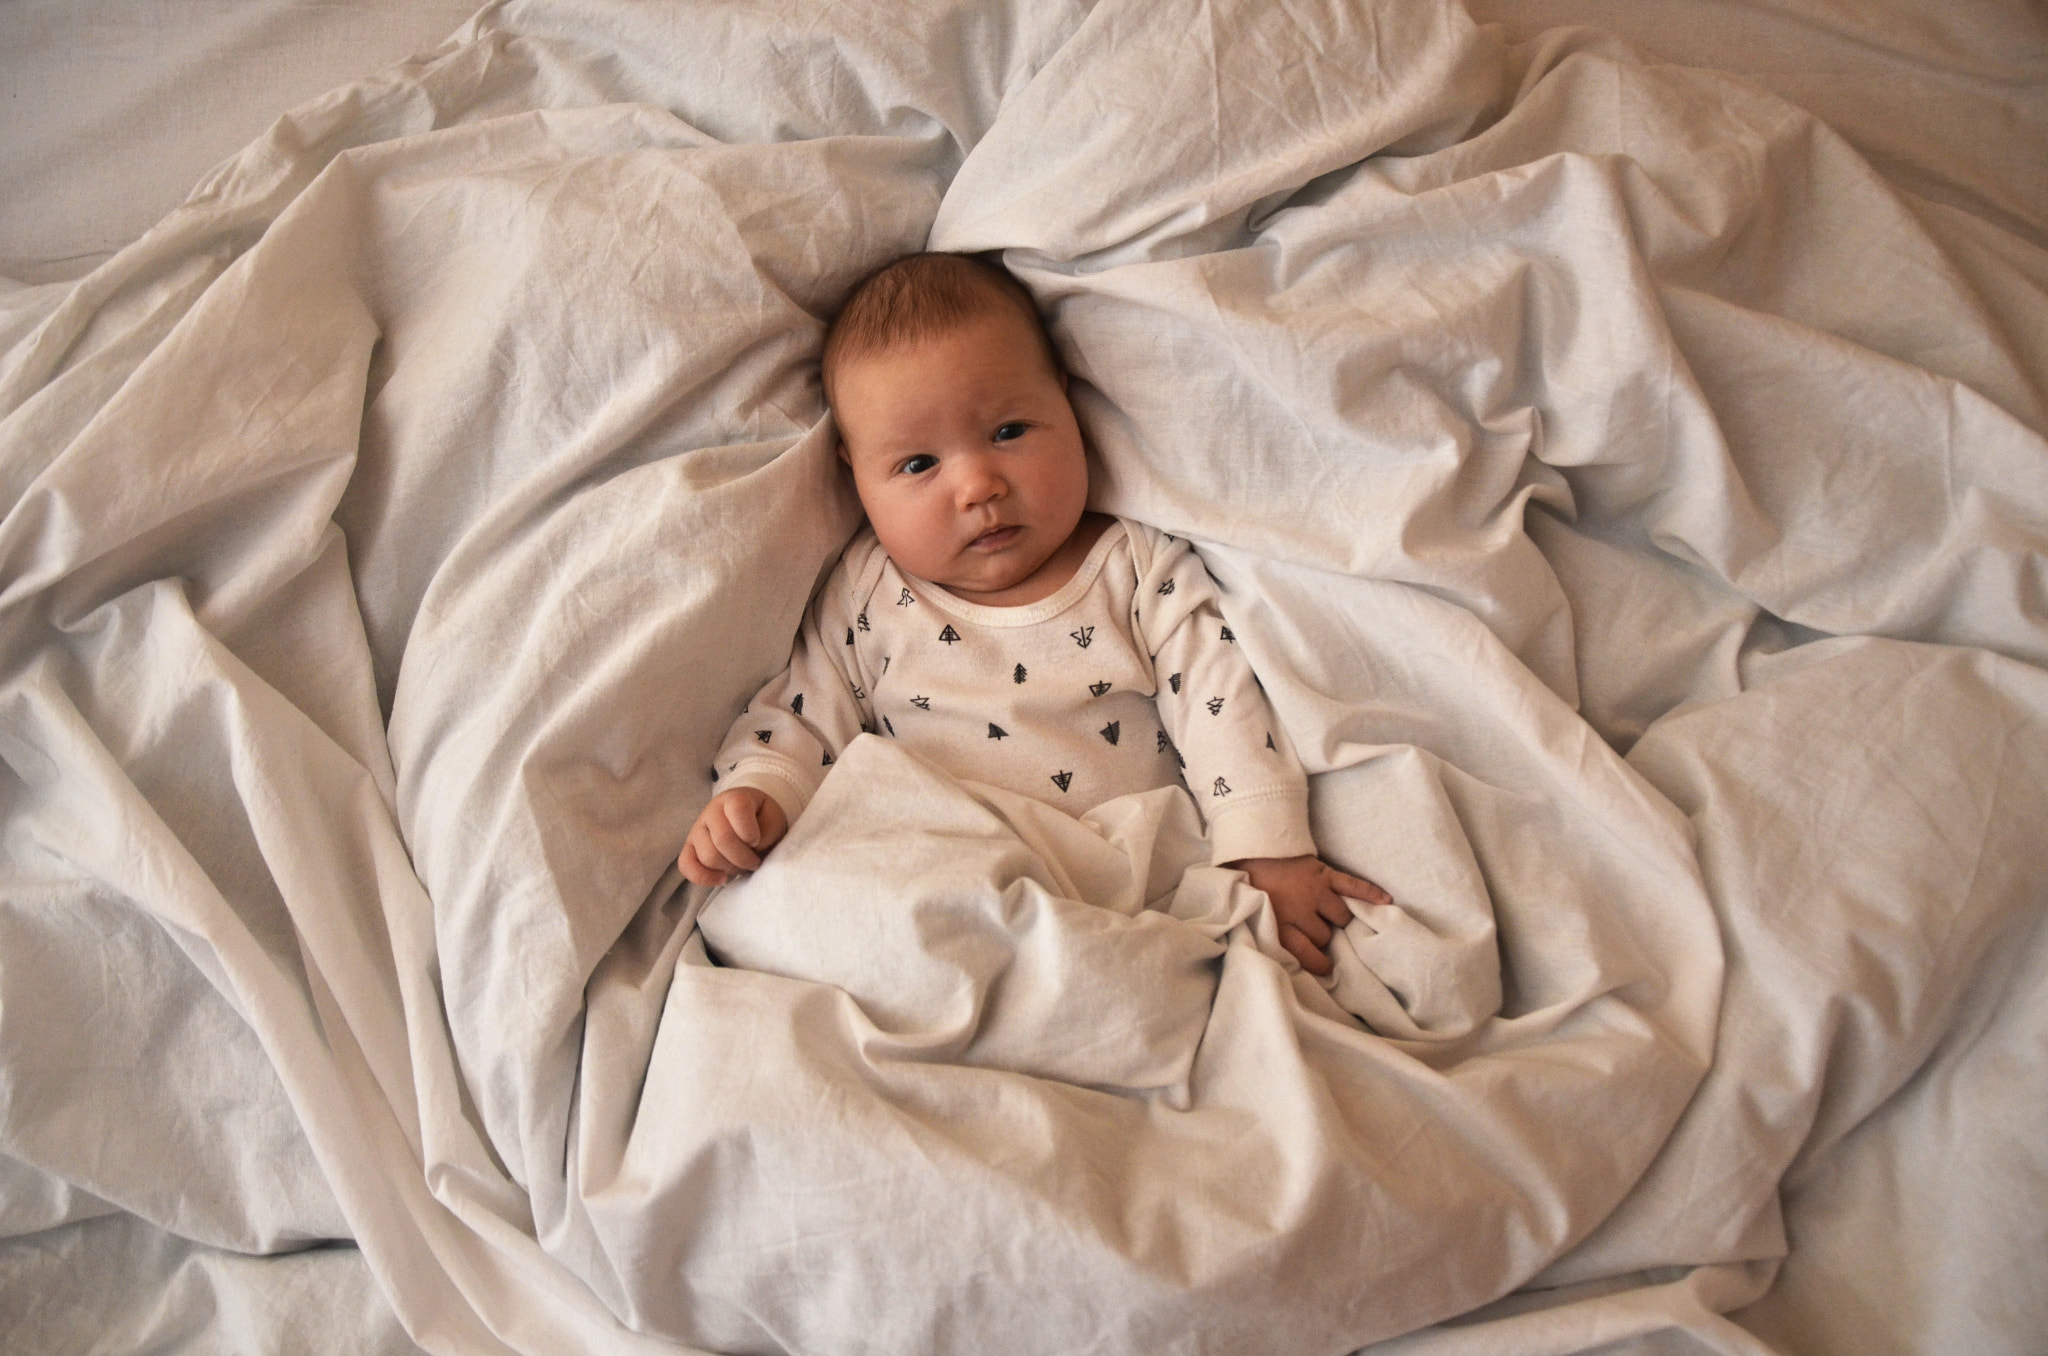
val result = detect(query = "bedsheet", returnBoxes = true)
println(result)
[0,0,485,286]
[2,0,2045,1352]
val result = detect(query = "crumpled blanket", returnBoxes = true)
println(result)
[697,732,1506,1106]
[3,0,2046,1352]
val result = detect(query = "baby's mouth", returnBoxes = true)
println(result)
[969,524,1021,551]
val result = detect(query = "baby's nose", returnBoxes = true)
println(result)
[955,454,1007,504]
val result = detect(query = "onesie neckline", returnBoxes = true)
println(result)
[903,520,1126,627]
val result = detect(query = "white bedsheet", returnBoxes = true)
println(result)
[2,1,2044,1352]
[0,0,483,285]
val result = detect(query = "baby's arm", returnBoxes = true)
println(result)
[1135,528,1390,973]
[681,787,791,887]
[683,553,874,885]
[1139,531,1314,866]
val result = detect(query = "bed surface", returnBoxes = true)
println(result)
[1,0,482,286]
[2,2,2044,1354]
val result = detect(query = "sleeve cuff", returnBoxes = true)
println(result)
[1205,787,1316,865]
[717,757,817,825]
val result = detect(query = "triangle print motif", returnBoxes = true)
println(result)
[898,588,915,606]
[1070,626,1094,648]
[791,693,804,715]
[1100,721,1120,746]
[1088,680,1112,697]
[911,695,931,710]
[1051,771,1073,793]
[1220,625,1235,642]
[755,730,773,743]
[1168,673,1182,694]
[988,723,1009,740]
[857,612,871,631]
[1212,776,1230,797]
[939,625,961,645]
[1206,697,1225,715]
[1157,578,1175,595]
[1014,663,1028,683]
[1266,732,1275,750]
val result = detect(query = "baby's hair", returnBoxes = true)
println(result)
[821,252,1062,407]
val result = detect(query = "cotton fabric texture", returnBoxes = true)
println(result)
[2,0,2045,1353]
[712,519,1314,863]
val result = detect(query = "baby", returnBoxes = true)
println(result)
[679,252,1386,976]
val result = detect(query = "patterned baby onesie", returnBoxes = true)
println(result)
[711,518,1314,864]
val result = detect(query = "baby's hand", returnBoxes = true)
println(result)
[1229,854,1391,977]
[679,788,790,888]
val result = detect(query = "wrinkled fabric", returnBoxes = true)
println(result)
[2,0,2045,1353]
[697,733,1506,1104]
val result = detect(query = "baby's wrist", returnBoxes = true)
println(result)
[716,761,813,825]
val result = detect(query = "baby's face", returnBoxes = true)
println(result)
[833,308,1089,600]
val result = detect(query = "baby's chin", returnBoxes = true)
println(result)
[931,558,1040,596]
[934,543,1062,599]
[879,530,1043,592]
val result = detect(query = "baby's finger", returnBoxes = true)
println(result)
[720,794,763,847]
[1284,904,1335,948]
[706,815,763,872]
[678,842,728,888]
[1279,923,1335,977]
[685,830,730,879]
[1315,887,1354,929]
[1328,870,1392,907]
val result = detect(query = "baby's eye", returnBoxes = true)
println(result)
[897,454,938,475]
[993,422,1028,443]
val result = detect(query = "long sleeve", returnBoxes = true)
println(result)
[1132,528,1315,865]
[712,548,878,823]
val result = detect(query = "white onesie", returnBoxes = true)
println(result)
[712,518,1314,865]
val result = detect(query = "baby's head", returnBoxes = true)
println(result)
[823,253,1089,601]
